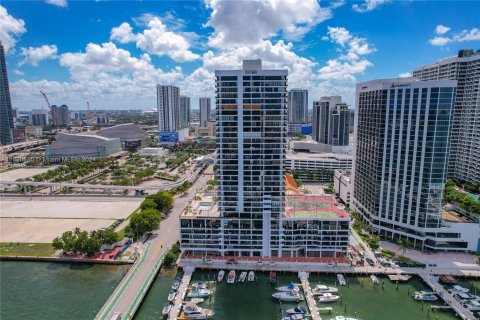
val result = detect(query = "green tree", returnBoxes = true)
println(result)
[127,208,161,238]
[140,198,157,210]
[82,237,102,256]
[397,238,409,256]
[153,191,174,212]
[163,252,176,267]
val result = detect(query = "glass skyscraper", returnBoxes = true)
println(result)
[0,41,14,145]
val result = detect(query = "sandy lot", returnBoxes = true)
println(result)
[0,218,115,243]
[0,199,142,219]
[0,167,53,181]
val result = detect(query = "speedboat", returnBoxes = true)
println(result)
[277,282,300,292]
[239,271,247,283]
[337,274,346,286]
[414,291,437,301]
[183,302,214,319]
[370,275,379,284]
[450,285,469,293]
[172,280,180,291]
[247,271,255,282]
[167,290,177,302]
[162,303,172,316]
[269,271,277,283]
[312,284,338,295]
[217,270,225,282]
[330,317,359,320]
[317,293,340,303]
[282,315,304,320]
[189,298,205,304]
[227,270,236,284]
[272,289,304,302]
[191,281,208,289]
[286,306,307,315]
[187,287,211,298]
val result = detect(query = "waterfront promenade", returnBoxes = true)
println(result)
[94,167,212,320]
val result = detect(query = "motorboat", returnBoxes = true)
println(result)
[281,315,304,320]
[286,306,307,315]
[370,275,379,284]
[272,289,304,302]
[191,281,209,289]
[217,270,225,282]
[247,271,255,282]
[227,270,236,284]
[189,298,205,304]
[337,274,347,286]
[414,291,438,301]
[450,285,469,293]
[276,283,300,292]
[172,280,180,291]
[239,271,247,283]
[312,284,338,295]
[168,290,177,302]
[463,300,480,311]
[317,293,340,303]
[269,271,277,283]
[330,317,359,320]
[162,303,172,316]
[183,302,215,319]
[187,287,211,298]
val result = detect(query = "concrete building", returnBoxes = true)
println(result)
[312,96,349,146]
[413,49,480,185]
[0,41,14,145]
[334,170,352,206]
[179,96,191,129]
[51,104,69,127]
[96,113,109,125]
[290,140,351,154]
[286,152,352,182]
[199,97,211,127]
[157,85,180,132]
[46,132,122,159]
[287,89,308,135]
[97,123,150,149]
[195,120,216,137]
[351,78,478,251]
[25,126,43,137]
[30,109,49,126]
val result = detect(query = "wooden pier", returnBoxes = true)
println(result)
[168,266,195,319]
[299,271,322,320]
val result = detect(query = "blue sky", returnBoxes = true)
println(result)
[1,0,479,110]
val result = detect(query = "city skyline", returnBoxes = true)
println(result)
[1,1,479,111]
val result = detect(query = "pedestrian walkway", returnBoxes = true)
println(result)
[418,273,475,320]
[299,271,322,320]
[169,266,195,319]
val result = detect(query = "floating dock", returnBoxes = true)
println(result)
[168,266,195,319]
[388,274,412,282]
[299,271,322,320]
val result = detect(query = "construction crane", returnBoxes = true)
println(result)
[40,91,57,128]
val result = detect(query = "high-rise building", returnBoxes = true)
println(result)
[312,96,349,146]
[350,78,478,251]
[287,89,308,134]
[157,85,180,132]
[30,109,49,126]
[413,49,480,185]
[199,97,211,127]
[179,95,191,129]
[51,104,69,127]
[0,40,14,145]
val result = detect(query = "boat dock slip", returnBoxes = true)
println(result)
[169,267,194,319]
[419,273,475,320]
[387,274,412,282]
[298,271,322,320]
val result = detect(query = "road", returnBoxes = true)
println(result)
[94,166,212,320]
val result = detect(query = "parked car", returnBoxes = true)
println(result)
[366,257,375,266]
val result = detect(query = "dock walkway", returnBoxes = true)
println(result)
[299,271,321,320]
[419,273,475,320]
[169,266,195,319]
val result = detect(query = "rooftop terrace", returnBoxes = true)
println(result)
[285,195,350,219]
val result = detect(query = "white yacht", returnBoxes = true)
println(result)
[217,270,225,282]
[191,281,209,289]
[317,293,340,303]
[172,280,180,291]
[162,303,172,316]
[282,315,304,320]
[286,306,307,315]
[276,283,300,292]
[272,289,304,302]
[247,271,255,282]
[370,275,379,284]
[187,287,211,298]
[330,316,359,320]
[312,284,338,295]
[183,302,215,319]
[227,270,236,284]
[167,290,177,302]
[337,274,346,286]
[239,271,247,283]
[414,291,437,301]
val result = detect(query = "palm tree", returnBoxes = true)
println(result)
[397,238,409,256]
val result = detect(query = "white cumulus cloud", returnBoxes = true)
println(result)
[19,44,58,66]
[45,0,67,7]
[429,26,480,46]
[0,5,27,53]
[454,28,480,42]
[398,72,412,78]
[352,0,388,13]
[435,25,450,35]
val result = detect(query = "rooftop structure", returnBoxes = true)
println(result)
[285,195,349,219]
[97,123,150,149]
[45,132,123,159]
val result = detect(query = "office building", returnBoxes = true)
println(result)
[96,113,109,125]
[30,109,49,126]
[312,96,349,146]
[413,49,480,185]
[157,85,180,132]
[0,41,14,145]
[286,152,352,182]
[351,78,478,251]
[334,170,352,206]
[51,104,69,127]
[179,96,191,129]
[180,59,351,260]
[287,89,308,134]
[199,97,211,127]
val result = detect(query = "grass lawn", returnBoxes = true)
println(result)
[0,242,56,257]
